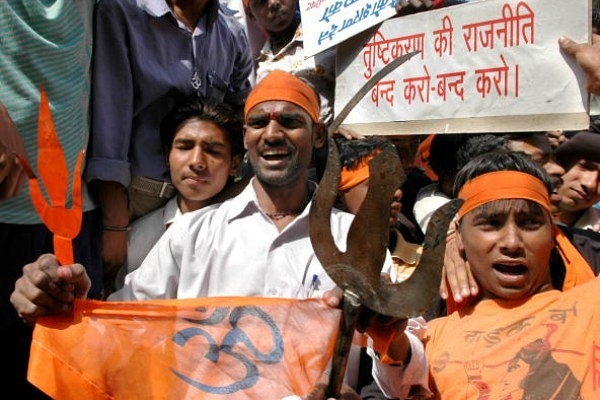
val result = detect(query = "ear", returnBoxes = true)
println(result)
[453,220,467,259]
[312,122,327,149]
[229,153,243,177]
[165,149,171,169]
[242,126,249,150]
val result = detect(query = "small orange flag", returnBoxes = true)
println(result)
[29,297,341,399]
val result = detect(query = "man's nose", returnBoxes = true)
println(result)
[499,223,523,253]
[190,148,206,169]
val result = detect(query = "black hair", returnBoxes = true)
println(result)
[455,134,508,172]
[453,151,554,197]
[160,96,244,157]
[428,134,469,178]
[333,135,393,169]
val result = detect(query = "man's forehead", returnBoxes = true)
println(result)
[247,101,308,117]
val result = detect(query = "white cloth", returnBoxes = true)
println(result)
[368,317,431,400]
[114,196,182,289]
[574,207,600,232]
[413,183,451,234]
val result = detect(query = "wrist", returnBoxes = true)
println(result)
[102,224,131,232]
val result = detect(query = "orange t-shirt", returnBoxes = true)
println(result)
[425,277,600,399]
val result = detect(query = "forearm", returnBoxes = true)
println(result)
[93,180,129,227]
[368,317,433,399]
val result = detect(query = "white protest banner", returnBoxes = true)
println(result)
[335,0,591,135]
[300,0,398,57]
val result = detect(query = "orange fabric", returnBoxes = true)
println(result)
[338,155,375,191]
[29,297,341,400]
[20,88,84,265]
[457,171,551,219]
[414,134,437,181]
[368,324,402,365]
[553,226,595,289]
[244,70,320,122]
[428,279,600,398]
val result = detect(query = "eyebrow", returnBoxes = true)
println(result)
[172,137,228,147]
[247,111,306,122]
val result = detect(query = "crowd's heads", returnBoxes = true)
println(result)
[553,130,600,169]
[428,134,468,179]
[243,70,320,123]
[160,96,244,157]
[455,134,507,172]
[335,135,390,191]
[333,136,402,225]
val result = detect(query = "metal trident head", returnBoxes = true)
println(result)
[309,136,462,318]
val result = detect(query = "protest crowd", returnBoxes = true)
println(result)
[2,0,600,398]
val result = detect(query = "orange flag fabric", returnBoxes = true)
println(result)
[29,297,341,399]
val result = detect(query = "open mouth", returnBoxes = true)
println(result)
[261,149,290,161]
[493,264,527,275]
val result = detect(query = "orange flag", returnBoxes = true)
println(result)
[18,87,84,265]
[29,297,341,399]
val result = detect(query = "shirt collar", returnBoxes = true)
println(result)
[162,196,182,227]
[258,23,303,59]
[226,177,317,223]
[138,0,219,27]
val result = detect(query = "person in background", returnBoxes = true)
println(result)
[559,33,600,95]
[371,151,600,399]
[219,0,268,85]
[546,130,567,149]
[332,135,425,399]
[553,130,600,232]
[86,0,253,295]
[0,3,102,398]
[11,70,422,398]
[114,97,244,290]
[244,0,335,125]
[0,102,27,200]
[334,135,420,282]
[412,134,468,234]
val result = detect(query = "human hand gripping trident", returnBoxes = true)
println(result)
[17,88,84,265]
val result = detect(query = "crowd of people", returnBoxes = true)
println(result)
[2,0,600,399]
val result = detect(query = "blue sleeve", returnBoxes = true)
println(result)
[86,0,134,186]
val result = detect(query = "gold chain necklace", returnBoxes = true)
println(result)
[264,206,305,221]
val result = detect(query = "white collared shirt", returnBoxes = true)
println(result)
[110,179,392,300]
[114,196,182,290]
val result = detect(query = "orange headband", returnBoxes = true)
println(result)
[244,70,320,123]
[457,171,551,219]
[339,155,375,191]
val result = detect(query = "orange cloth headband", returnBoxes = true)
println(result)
[339,155,375,191]
[244,70,320,123]
[457,171,551,219]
